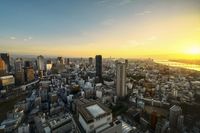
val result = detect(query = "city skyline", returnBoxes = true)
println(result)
[0,0,200,59]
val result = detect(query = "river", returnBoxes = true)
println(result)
[154,60,200,72]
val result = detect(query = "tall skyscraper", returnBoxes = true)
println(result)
[57,57,64,64]
[116,62,127,97]
[89,57,93,65]
[95,55,102,83]
[0,57,6,71]
[15,58,23,72]
[14,58,25,85]
[24,61,35,82]
[24,61,32,68]
[125,59,128,68]
[46,60,53,71]
[0,53,10,72]
[37,55,45,71]
[169,105,184,133]
[0,57,6,76]
[66,58,70,65]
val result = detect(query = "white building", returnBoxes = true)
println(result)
[76,99,122,133]
[37,55,45,71]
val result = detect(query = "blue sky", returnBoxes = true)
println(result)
[0,0,200,58]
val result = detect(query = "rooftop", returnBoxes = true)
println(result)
[170,105,182,112]
[75,98,111,123]
[86,104,105,118]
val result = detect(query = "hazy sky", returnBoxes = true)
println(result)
[0,0,200,59]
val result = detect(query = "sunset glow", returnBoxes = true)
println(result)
[0,0,200,59]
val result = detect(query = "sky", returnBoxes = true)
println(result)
[0,0,200,59]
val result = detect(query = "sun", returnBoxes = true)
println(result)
[186,45,200,55]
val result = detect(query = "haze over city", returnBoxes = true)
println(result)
[1,1,200,133]
[0,0,200,59]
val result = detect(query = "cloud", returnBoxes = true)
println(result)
[144,10,152,14]
[128,40,139,46]
[135,10,152,16]
[101,18,114,26]
[24,36,33,41]
[147,36,157,41]
[10,36,16,40]
[28,36,32,40]
[97,0,108,4]
[119,0,134,6]
[126,39,145,48]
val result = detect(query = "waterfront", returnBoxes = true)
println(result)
[155,60,200,71]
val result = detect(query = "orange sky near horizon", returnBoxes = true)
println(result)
[0,0,200,59]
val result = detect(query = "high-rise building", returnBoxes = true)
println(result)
[125,59,128,68]
[0,53,10,72]
[89,57,93,65]
[116,62,127,97]
[24,61,32,68]
[15,70,25,85]
[57,57,65,64]
[46,60,52,71]
[177,115,184,132]
[37,55,45,78]
[14,58,24,85]
[0,58,6,76]
[0,57,6,72]
[37,55,45,71]
[95,55,102,83]
[24,61,35,82]
[65,58,70,65]
[15,58,23,72]
[169,105,183,133]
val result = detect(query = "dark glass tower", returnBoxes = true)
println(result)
[95,55,102,83]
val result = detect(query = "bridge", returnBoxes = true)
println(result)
[14,80,40,91]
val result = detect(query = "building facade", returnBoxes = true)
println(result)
[95,55,102,83]
[116,62,127,97]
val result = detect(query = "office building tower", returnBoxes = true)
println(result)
[15,58,24,85]
[37,55,45,71]
[125,59,128,68]
[67,58,70,65]
[46,60,52,71]
[169,105,183,133]
[24,61,31,68]
[15,70,25,85]
[177,115,184,132]
[0,57,6,75]
[0,53,10,72]
[24,61,35,82]
[37,55,45,78]
[0,57,6,71]
[57,57,64,64]
[15,58,23,72]
[89,57,93,65]
[66,58,70,65]
[95,55,102,83]
[116,62,127,97]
